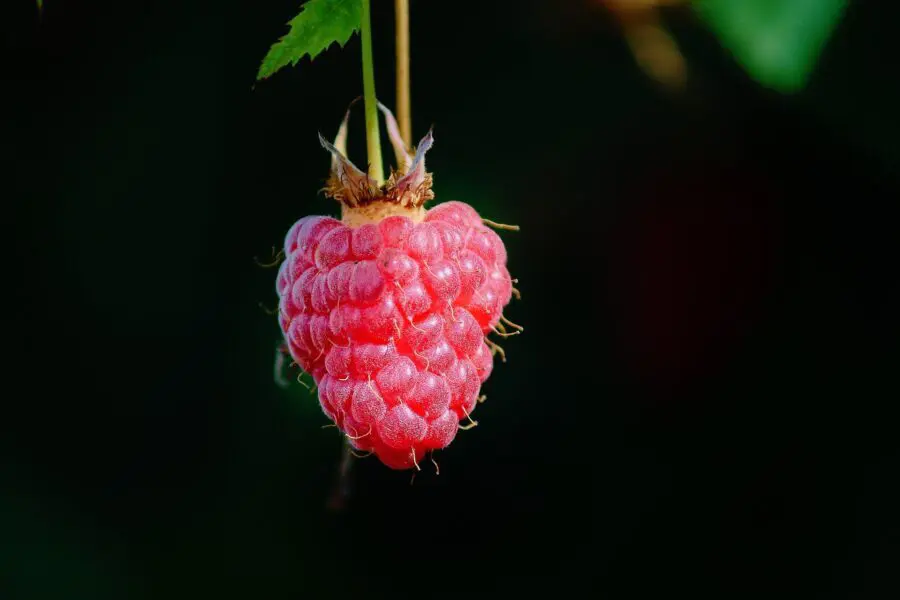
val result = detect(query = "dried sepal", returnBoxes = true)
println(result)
[320,102,434,216]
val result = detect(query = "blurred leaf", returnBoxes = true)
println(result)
[257,0,362,81]
[694,0,847,93]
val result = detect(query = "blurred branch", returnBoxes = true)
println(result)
[603,0,848,94]
[604,0,689,91]
[326,438,355,512]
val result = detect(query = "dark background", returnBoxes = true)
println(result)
[4,1,899,598]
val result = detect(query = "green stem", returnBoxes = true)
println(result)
[360,0,384,184]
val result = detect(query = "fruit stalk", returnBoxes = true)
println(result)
[360,0,385,184]
[395,0,412,148]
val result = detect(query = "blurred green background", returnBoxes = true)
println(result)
[4,1,898,598]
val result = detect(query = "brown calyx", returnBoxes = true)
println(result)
[319,101,435,226]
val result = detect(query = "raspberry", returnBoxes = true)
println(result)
[274,104,521,470]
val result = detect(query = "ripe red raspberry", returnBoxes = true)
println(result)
[274,104,520,470]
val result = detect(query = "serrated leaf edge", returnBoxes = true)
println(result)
[256,0,362,81]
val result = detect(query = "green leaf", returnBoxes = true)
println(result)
[257,0,362,81]
[694,0,847,93]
